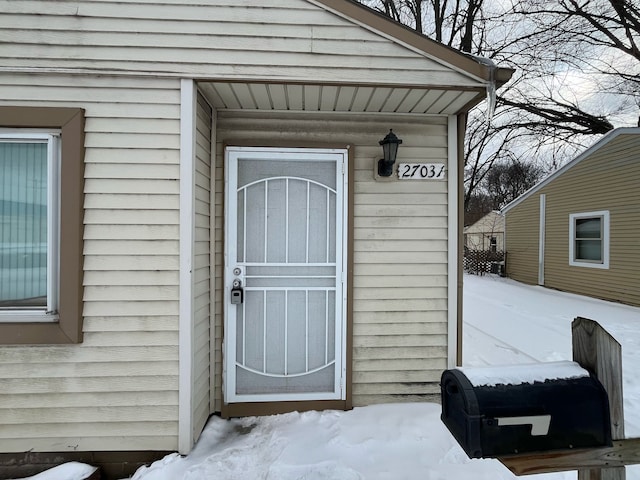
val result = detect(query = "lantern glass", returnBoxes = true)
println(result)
[380,130,401,163]
[377,129,402,177]
[386,142,398,163]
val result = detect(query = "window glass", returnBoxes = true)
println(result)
[0,140,48,308]
[574,217,602,262]
[575,239,602,261]
[575,218,601,239]
[0,141,48,307]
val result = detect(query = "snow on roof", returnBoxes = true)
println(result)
[457,360,589,387]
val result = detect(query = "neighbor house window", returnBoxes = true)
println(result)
[569,211,609,269]
[489,236,497,253]
[0,107,85,344]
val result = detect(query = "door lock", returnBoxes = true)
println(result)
[231,279,244,304]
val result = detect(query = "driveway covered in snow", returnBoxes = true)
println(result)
[463,273,640,438]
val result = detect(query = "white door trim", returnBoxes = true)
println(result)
[224,146,348,404]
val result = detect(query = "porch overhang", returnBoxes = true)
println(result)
[198,81,489,115]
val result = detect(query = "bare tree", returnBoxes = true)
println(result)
[465,147,543,223]
[359,0,487,53]
[356,0,639,208]
[359,0,524,208]
[502,0,639,134]
[510,0,640,66]
[483,160,544,209]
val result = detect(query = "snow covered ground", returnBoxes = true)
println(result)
[463,273,640,438]
[20,274,640,480]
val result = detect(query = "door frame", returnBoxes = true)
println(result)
[223,145,349,408]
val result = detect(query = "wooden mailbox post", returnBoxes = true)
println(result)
[499,317,640,479]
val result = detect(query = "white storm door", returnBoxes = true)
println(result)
[224,147,347,403]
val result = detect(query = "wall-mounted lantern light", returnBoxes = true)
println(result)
[377,129,402,177]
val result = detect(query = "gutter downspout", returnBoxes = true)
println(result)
[471,55,498,122]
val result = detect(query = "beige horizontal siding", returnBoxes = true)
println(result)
[0,74,181,452]
[81,271,179,287]
[504,197,540,285]
[543,135,640,306]
[83,256,179,271]
[83,225,179,240]
[84,194,178,209]
[0,1,478,86]
[352,382,441,395]
[83,316,177,331]
[212,144,224,412]
[506,133,640,306]
[1,375,178,395]
[1,391,177,409]
[0,361,178,379]
[2,432,176,452]
[192,90,212,441]
[213,111,450,408]
[83,240,179,256]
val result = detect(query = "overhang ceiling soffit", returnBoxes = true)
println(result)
[198,81,484,115]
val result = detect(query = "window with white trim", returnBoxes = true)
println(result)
[569,211,610,269]
[0,132,60,321]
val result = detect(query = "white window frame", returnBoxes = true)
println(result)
[0,131,61,322]
[569,210,610,269]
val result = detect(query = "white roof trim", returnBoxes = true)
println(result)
[501,127,640,214]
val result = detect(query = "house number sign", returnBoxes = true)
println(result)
[398,163,446,180]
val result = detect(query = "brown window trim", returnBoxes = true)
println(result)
[0,107,85,344]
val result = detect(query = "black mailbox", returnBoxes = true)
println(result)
[440,362,612,458]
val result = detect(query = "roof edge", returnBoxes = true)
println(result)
[502,127,640,213]
[309,0,513,86]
